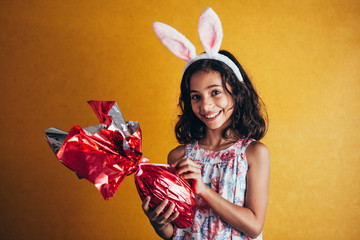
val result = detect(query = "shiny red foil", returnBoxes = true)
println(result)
[135,160,196,228]
[48,100,196,228]
[56,101,142,200]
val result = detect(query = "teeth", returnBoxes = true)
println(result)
[204,111,220,119]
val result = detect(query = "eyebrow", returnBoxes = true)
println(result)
[190,84,222,93]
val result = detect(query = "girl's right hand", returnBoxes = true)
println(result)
[142,196,179,231]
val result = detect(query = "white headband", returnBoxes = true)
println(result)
[153,7,244,82]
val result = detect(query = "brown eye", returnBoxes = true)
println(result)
[212,90,220,96]
[191,95,200,100]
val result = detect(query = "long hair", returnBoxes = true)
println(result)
[175,50,268,144]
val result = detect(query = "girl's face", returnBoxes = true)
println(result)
[189,70,234,131]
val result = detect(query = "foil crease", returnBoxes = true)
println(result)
[45,100,196,228]
[134,159,196,228]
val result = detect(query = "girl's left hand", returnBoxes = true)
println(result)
[171,158,206,195]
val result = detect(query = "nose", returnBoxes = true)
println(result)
[201,97,214,111]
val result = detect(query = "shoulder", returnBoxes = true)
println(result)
[167,145,186,165]
[245,141,270,166]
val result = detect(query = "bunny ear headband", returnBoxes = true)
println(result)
[153,7,244,82]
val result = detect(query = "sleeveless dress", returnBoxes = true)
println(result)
[173,138,262,240]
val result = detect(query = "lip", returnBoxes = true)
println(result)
[202,110,222,121]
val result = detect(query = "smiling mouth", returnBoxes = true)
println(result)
[203,111,221,119]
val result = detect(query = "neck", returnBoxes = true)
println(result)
[198,128,238,151]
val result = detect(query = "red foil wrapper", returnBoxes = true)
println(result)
[134,159,196,228]
[46,101,142,200]
[45,101,196,228]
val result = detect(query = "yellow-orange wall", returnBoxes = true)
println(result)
[1,0,359,239]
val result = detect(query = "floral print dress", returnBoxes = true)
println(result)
[173,138,262,240]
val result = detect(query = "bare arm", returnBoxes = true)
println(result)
[173,141,270,238]
[167,145,186,165]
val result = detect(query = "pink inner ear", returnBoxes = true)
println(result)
[209,26,217,49]
[200,24,219,50]
[198,7,223,54]
[153,22,196,61]
[163,39,193,61]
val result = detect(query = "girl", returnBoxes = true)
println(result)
[143,8,270,240]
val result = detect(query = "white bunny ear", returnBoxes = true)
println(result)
[198,7,223,55]
[153,21,196,61]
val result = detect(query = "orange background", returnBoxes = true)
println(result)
[1,0,359,239]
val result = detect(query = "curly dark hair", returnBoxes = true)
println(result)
[175,50,268,144]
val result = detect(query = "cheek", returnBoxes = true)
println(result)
[191,102,198,114]
[223,97,235,116]
[220,96,234,109]
[229,97,235,109]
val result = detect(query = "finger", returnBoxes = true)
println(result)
[177,164,201,176]
[149,199,169,220]
[171,157,194,168]
[180,172,201,180]
[157,203,179,225]
[170,158,185,168]
[142,196,151,213]
[161,202,176,220]
[178,158,200,169]
[168,211,180,223]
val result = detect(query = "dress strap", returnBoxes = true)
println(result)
[243,138,256,150]
[238,139,256,156]
[184,141,197,158]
